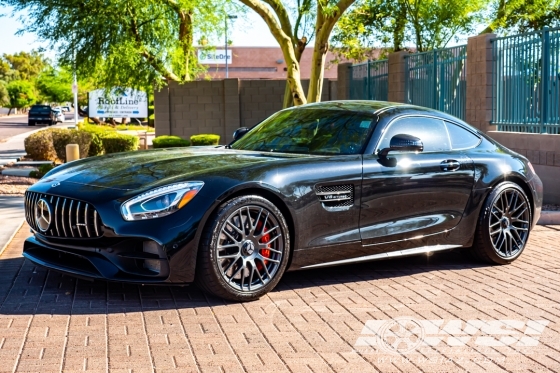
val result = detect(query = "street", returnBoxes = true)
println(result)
[0,112,77,141]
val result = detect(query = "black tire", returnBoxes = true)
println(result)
[195,195,291,301]
[471,182,531,264]
[28,121,35,126]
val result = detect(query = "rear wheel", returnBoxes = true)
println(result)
[471,182,531,264]
[195,195,291,301]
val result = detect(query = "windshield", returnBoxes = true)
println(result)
[231,108,375,155]
[29,106,51,114]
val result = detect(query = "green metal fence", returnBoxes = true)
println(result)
[348,59,389,101]
[492,27,560,134]
[404,45,467,120]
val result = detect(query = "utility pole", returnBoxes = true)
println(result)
[73,73,78,125]
[225,15,237,78]
[72,36,78,125]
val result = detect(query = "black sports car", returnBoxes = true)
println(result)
[23,101,543,301]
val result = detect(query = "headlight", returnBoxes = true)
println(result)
[121,182,204,221]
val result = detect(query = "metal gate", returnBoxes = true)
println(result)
[348,59,389,101]
[492,27,560,134]
[405,45,467,120]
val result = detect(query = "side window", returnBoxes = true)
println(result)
[445,122,481,150]
[377,117,451,152]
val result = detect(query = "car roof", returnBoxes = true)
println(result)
[294,100,472,127]
[297,100,404,114]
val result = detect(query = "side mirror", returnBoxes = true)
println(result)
[378,134,423,157]
[232,127,249,141]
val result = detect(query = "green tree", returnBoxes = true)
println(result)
[333,0,487,57]
[2,51,48,81]
[0,59,18,83]
[1,0,229,90]
[0,81,9,106]
[405,0,486,51]
[481,0,560,34]
[331,0,406,61]
[239,0,356,106]
[37,67,73,104]
[6,80,36,112]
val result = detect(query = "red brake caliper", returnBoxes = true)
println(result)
[256,221,271,271]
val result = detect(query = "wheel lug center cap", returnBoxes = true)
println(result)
[241,240,255,256]
[501,217,510,228]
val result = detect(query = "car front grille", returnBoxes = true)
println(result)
[25,191,103,238]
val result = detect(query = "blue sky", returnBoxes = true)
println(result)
[0,6,278,56]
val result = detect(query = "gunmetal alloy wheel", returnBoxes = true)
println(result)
[472,182,532,264]
[489,187,530,258]
[217,205,284,291]
[195,195,290,301]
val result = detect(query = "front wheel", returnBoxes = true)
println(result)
[471,182,531,264]
[195,195,291,301]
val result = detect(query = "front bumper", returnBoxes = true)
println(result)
[23,234,171,283]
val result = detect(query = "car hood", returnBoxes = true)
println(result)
[40,147,313,191]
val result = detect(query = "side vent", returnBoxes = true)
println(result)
[315,184,354,211]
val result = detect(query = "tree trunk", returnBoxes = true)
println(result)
[285,55,306,106]
[307,37,329,103]
[282,39,307,108]
[179,10,194,81]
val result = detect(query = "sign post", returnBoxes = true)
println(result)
[72,80,78,125]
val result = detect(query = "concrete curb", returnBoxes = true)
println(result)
[537,211,560,225]
[0,218,24,257]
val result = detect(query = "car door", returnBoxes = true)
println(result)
[360,115,475,249]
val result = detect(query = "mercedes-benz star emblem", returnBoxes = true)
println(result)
[35,198,52,232]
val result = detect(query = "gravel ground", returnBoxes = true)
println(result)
[0,175,36,195]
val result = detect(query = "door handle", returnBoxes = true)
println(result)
[440,160,461,171]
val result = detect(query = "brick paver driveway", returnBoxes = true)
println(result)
[1,224,559,373]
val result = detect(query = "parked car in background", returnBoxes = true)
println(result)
[61,106,71,112]
[22,101,543,301]
[52,107,65,123]
[28,105,55,126]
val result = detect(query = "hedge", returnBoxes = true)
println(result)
[24,129,58,161]
[190,134,220,146]
[52,129,93,162]
[152,135,190,148]
[101,133,139,154]
[78,124,117,156]
[29,164,55,179]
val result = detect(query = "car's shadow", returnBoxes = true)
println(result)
[0,249,489,315]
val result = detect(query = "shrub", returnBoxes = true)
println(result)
[148,113,155,127]
[79,124,117,156]
[101,133,139,154]
[24,130,57,161]
[190,134,220,146]
[29,163,55,179]
[51,129,93,162]
[115,124,155,132]
[87,133,105,156]
[152,135,190,148]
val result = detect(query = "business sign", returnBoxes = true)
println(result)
[198,49,232,64]
[88,88,148,118]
